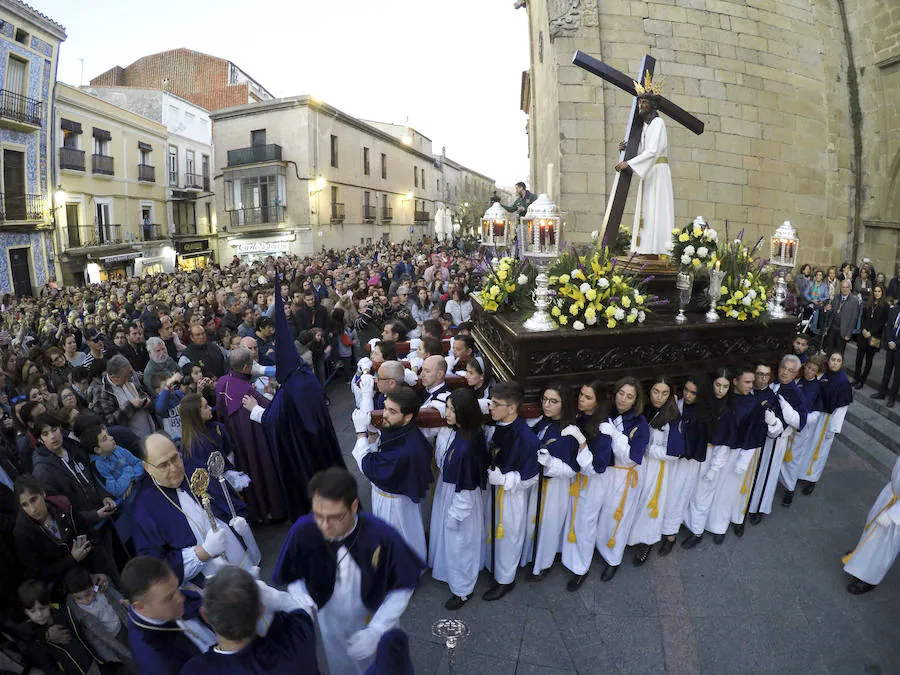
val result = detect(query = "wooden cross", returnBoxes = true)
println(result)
[572,51,705,245]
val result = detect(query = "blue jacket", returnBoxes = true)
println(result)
[90,446,144,499]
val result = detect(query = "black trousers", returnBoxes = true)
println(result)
[855,336,877,382]
[823,330,847,357]
[879,346,900,397]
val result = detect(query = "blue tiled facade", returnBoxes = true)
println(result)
[0,6,61,293]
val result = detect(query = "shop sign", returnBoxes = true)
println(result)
[179,240,209,254]
[232,240,290,255]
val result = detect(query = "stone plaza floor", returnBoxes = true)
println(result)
[254,380,900,674]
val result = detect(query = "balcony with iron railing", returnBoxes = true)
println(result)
[0,89,43,129]
[60,147,85,171]
[138,164,155,182]
[169,171,179,187]
[92,154,114,176]
[140,222,166,241]
[64,223,122,249]
[184,172,203,190]
[173,221,199,237]
[227,204,285,228]
[0,193,43,222]
[202,176,211,191]
[226,144,282,167]
[415,210,430,223]
[363,204,376,223]
[330,202,345,224]
[381,206,393,222]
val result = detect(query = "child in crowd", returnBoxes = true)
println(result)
[81,425,144,501]
[152,371,184,441]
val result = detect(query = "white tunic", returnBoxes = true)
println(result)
[595,416,644,566]
[429,428,485,597]
[561,461,609,576]
[628,424,672,546]
[843,456,900,586]
[803,406,848,483]
[628,115,675,255]
[750,385,802,514]
[780,409,822,492]
[352,437,427,562]
[522,443,576,574]
[684,445,727,536]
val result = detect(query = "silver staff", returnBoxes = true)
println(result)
[207,451,237,521]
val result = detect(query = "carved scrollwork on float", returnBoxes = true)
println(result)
[474,315,518,370]
[549,0,599,41]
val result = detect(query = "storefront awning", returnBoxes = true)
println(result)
[99,252,141,265]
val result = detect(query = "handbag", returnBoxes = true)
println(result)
[869,336,881,349]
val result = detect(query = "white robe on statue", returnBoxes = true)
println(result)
[352,438,427,562]
[429,428,485,598]
[628,115,674,255]
[628,424,672,546]
[595,416,644,566]
[684,445,727,536]
[803,406,848,483]
[750,385,802,514]
[780,410,822,492]
[843,456,900,586]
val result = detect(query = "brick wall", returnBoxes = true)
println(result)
[89,49,252,112]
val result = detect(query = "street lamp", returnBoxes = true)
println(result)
[521,194,564,332]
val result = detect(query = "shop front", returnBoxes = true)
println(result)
[86,251,143,284]
[225,233,296,263]
[176,239,215,271]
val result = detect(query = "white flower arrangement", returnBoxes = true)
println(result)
[573,320,585,330]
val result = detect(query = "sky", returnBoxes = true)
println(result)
[32,0,532,188]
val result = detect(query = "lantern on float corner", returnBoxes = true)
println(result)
[520,194,564,332]
[769,220,799,319]
[479,202,514,251]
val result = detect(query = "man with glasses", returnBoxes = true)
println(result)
[482,382,540,601]
[132,433,260,585]
[274,467,424,674]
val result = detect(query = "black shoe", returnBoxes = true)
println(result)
[681,534,703,550]
[566,572,589,592]
[600,564,618,582]
[847,579,876,595]
[749,513,763,526]
[888,398,896,408]
[853,381,864,390]
[444,594,469,610]
[713,533,726,545]
[782,491,794,507]
[482,582,515,601]
[659,538,676,556]
[526,568,550,582]
[802,482,816,496]
[871,392,886,400]
[632,543,651,567]
[733,523,745,537]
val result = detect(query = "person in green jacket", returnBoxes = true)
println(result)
[502,182,537,216]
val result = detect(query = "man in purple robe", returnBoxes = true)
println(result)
[216,348,285,523]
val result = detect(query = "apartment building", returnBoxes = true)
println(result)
[82,87,217,270]
[0,0,65,294]
[54,83,170,283]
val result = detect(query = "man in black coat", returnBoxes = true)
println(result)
[179,324,226,378]
[873,304,900,407]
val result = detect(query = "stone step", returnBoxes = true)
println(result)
[852,385,900,427]
[834,420,898,477]
[845,400,900,451]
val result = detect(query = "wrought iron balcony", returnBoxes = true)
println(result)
[363,204,376,223]
[59,147,85,171]
[226,144,282,167]
[141,222,166,241]
[184,172,203,190]
[415,210,430,223]
[169,170,179,187]
[0,193,43,222]
[203,176,211,191]
[173,223,198,236]
[92,154,114,175]
[330,202,345,224]
[138,164,155,182]
[0,89,42,128]
[227,205,285,228]
[381,206,393,222]
[64,223,122,249]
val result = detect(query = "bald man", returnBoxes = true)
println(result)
[419,355,450,411]
[131,433,261,584]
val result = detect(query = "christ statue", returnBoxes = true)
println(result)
[614,78,674,257]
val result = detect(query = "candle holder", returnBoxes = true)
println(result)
[480,203,515,253]
[675,271,693,324]
[520,194,564,332]
[769,220,799,320]
[432,618,470,675]
[706,268,726,323]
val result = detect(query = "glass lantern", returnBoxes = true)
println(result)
[480,203,514,252]
[769,221,799,319]
[520,194,564,331]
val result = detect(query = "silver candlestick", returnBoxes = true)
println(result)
[706,267,725,323]
[520,194,564,332]
[523,268,556,331]
[432,618,469,675]
[675,271,694,324]
[770,272,787,319]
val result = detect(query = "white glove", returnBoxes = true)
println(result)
[422,400,446,417]
[201,528,227,558]
[358,357,373,373]
[229,516,252,539]
[445,354,458,371]
[599,422,617,438]
[561,424,586,446]
[256,580,292,612]
[478,399,490,414]
[359,373,374,394]
[367,338,379,350]
[764,409,777,426]
[347,627,382,661]
[352,408,372,434]
[703,468,719,482]
[576,447,593,468]
[734,452,753,475]
[403,368,418,386]
[537,448,550,466]
[224,470,251,491]
[487,467,505,486]
[876,511,892,528]
[446,516,461,531]
[454,370,467,377]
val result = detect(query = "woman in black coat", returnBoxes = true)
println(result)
[854,284,889,389]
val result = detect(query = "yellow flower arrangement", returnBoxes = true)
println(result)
[476,255,536,314]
